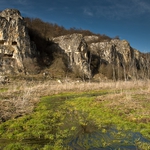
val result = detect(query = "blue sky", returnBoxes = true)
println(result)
[0,0,150,53]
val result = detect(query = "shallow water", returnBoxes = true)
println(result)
[68,127,150,150]
[0,92,150,150]
[0,127,150,150]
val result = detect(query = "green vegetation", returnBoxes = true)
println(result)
[0,87,150,149]
[24,17,111,73]
[25,17,111,40]
[0,88,8,93]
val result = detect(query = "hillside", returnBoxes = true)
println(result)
[25,17,150,81]
[0,8,150,81]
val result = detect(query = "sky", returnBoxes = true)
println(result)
[0,0,150,53]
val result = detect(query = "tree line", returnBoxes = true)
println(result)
[24,17,111,68]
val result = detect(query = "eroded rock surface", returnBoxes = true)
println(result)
[0,9,149,80]
[86,37,150,80]
[0,9,36,74]
[53,34,91,78]
[53,34,150,80]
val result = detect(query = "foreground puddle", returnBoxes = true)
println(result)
[0,91,150,150]
[0,127,150,150]
[67,127,150,150]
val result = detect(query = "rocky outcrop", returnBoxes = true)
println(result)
[53,34,91,78]
[53,34,150,80]
[85,36,150,80]
[0,9,36,74]
[0,9,149,80]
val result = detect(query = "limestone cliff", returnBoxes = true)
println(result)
[85,36,150,80]
[0,9,149,80]
[0,9,36,74]
[53,34,150,80]
[53,34,91,78]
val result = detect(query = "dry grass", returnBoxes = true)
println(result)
[0,78,150,122]
[95,80,150,123]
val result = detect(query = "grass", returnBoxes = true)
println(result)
[0,88,8,92]
[0,77,150,149]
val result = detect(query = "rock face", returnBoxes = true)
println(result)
[0,9,36,74]
[86,37,150,80]
[0,9,149,80]
[53,34,91,78]
[53,34,150,80]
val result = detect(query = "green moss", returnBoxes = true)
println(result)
[0,88,8,92]
[0,90,150,149]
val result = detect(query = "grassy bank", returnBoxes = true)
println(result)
[0,79,150,149]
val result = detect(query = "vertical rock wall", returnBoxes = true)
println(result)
[53,34,91,78]
[0,9,36,74]
[53,34,150,80]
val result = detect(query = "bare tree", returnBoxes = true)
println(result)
[0,50,4,73]
[111,45,116,81]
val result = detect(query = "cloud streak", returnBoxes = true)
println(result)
[83,7,93,16]
[16,0,29,5]
[136,0,150,13]
[82,0,150,20]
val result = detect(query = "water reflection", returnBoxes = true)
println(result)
[0,127,150,150]
[68,127,150,150]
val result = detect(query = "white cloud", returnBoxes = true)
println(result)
[82,0,150,20]
[83,7,93,16]
[136,0,150,13]
[16,0,28,5]
[47,7,56,11]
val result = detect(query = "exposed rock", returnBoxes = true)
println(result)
[0,9,149,80]
[52,34,150,80]
[53,34,91,78]
[0,75,9,84]
[84,35,99,43]
[88,38,150,80]
[0,9,36,75]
